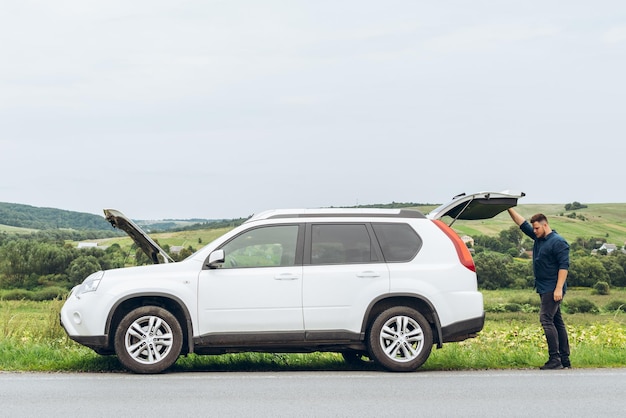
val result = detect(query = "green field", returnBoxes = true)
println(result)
[81,227,233,255]
[0,224,37,234]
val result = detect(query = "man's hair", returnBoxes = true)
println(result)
[530,213,548,224]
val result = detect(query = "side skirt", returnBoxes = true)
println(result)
[192,330,366,355]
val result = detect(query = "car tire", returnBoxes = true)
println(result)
[114,306,183,374]
[367,306,433,372]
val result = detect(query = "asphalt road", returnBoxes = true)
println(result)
[1,369,625,417]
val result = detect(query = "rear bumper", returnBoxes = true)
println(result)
[440,312,485,343]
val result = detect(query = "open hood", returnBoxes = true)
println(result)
[104,209,174,264]
[427,190,525,226]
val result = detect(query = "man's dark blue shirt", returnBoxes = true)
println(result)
[520,221,570,294]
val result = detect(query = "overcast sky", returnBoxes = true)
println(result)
[1,1,625,220]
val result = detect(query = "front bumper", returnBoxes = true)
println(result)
[60,312,111,353]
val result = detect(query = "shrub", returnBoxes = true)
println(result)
[508,295,540,307]
[484,303,506,313]
[484,302,536,313]
[475,252,514,289]
[564,297,599,314]
[505,295,540,313]
[1,289,33,301]
[604,300,626,313]
[504,303,522,312]
[569,256,609,287]
[31,287,68,301]
[592,281,610,295]
[512,278,533,289]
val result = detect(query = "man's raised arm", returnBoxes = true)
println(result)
[507,208,525,226]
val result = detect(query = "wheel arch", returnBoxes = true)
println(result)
[361,294,443,348]
[106,293,194,355]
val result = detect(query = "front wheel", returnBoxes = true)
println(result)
[367,306,433,372]
[114,306,183,374]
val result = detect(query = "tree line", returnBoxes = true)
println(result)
[0,230,198,294]
[1,225,626,299]
[473,225,626,290]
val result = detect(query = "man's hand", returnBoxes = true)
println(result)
[553,288,563,302]
[555,269,568,302]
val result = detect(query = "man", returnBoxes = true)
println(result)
[507,208,571,370]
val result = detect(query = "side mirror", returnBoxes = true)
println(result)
[206,249,225,269]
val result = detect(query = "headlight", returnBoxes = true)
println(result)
[75,271,105,297]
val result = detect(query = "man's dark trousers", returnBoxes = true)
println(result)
[539,292,570,362]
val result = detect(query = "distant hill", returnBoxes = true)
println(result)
[3,201,626,246]
[0,202,111,231]
[0,201,428,233]
[0,202,223,233]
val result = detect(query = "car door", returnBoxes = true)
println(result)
[302,223,389,335]
[197,224,304,337]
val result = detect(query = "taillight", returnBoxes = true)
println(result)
[433,220,476,272]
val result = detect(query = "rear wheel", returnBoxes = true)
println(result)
[367,306,433,372]
[114,306,183,374]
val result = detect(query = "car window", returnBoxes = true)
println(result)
[221,225,299,268]
[372,223,421,262]
[311,224,375,265]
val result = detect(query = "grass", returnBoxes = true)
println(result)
[484,287,626,314]
[1,289,625,372]
[0,224,37,233]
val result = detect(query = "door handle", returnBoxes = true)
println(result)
[274,274,299,281]
[356,271,380,278]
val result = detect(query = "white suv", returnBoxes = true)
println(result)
[60,191,523,373]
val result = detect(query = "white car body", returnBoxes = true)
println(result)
[60,191,524,373]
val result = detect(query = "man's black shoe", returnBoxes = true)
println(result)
[561,358,571,369]
[540,358,563,370]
